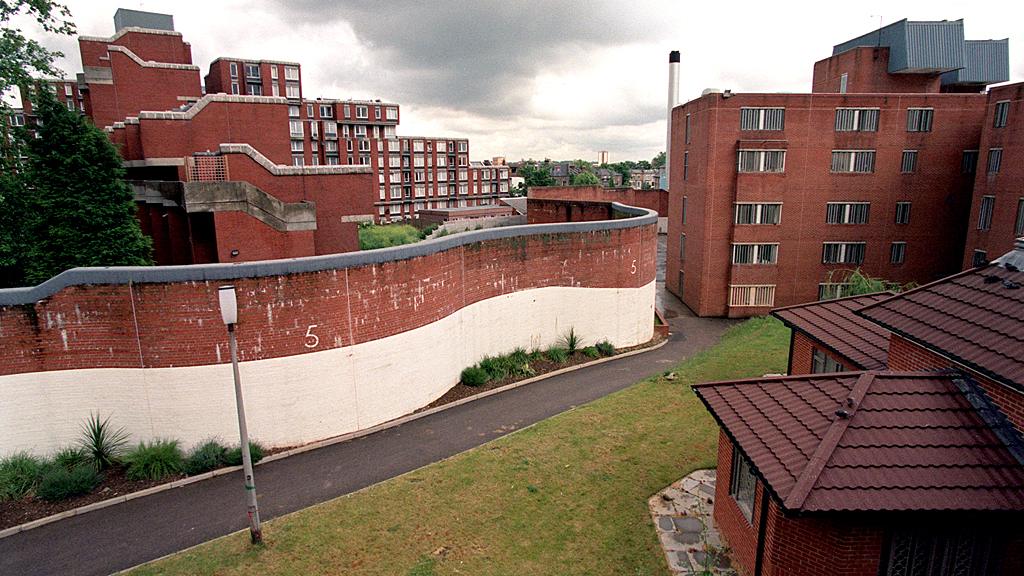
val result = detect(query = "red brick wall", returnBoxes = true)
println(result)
[529,186,666,216]
[527,198,617,224]
[713,430,763,575]
[761,502,885,576]
[789,331,857,375]
[668,90,985,317]
[212,212,315,262]
[887,334,1024,431]
[0,220,656,376]
[812,47,941,94]
[962,82,1024,267]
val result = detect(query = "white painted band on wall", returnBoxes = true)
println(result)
[1,282,655,456]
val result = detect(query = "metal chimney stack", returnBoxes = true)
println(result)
[666,50,680,189]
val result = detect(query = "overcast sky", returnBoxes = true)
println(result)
[10,0,1024,162]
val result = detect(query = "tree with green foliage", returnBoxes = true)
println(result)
[19,88,151,284]
[635,160,651,170]
[825,268,915,299]
[1,0,76,286]
[519,162,555,188]
[651,151,666,169]
[571,171,600,186]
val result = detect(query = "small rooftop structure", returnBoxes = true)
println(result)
[114,8,174,32]
[772,292,892,371]
[695,371,1024,513]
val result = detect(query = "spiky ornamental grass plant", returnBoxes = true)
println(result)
[79,412,129,471]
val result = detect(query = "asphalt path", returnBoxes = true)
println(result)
[0,293,731,576]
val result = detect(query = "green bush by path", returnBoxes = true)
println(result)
[53,447,90,471]
[544,346,568,363]
[358,224,423,250]
[460,366,488,387]
[596,340,615,356]
[36,465,101,502]
[581,346,600,359]
[79,412,129,471]
[0,452,45,501]
[184,440,230,476]
[130,317,790,576]
[225,442,265,467]
[124,439,184,481]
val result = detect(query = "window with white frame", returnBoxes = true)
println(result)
[994,101,1009,128]
[740,107,785,131]
[834,108,879,131]
[271,83,279,97]
[324,121,337,137]
[284,66,299,81]
[890,242,906,264]
[384,126,397,138]
[346,140,353,152]
[822,242,866,264]
[342,124,350,137]
[375,106,381,120]
[342,104,350,119]
[458,156,467,166]
[231,82,239,95]
[437,170,448,182]
[737,150,785,173]
[978,196,995,230]
[818,283,852,300]
[458,141,468,152]
[437,155,447,167]
[309,121,319,138]
[245,63,260,78]
[437,141,447,153]
[386,107,398,120]
[729,450,756,522]
[319,105,333,118]
[415,170,425,183]
[324,141,338,152]
[734,203,782,225]
[839,73,848,93]
[247,83,263,96]
[270,66,278,80]
[900,150,918,174]
[414,156,425,168]
[290,140,303,152]
[326,156,339,165]
[962,150,979,174]
[229,62,238,78]
[390,185,402,199]
[359,140,370,152]
[64,84,72,97]
[355,125,367,137]
[459,169,468,181]
[826,202,870,224]
[355,105,368,119]
[289,120,303,137]
[812,348,844,373]
[731,243,778,265]
[906,108,933,132]
[460,183,469,195]
[285,84,300,99]
[729,285,776,307]
[831,150,875,173]
[292,155,304,166]
[415,184,425,197]
[895,202,911,224]
[987,148,1003,173]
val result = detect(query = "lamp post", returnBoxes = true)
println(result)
[218,285,263,544]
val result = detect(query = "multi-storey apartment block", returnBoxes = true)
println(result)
[667,19,1016,317]
[16,8,509,265]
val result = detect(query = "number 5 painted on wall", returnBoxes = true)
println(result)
[630,259,637,275]
[305,324,319,348]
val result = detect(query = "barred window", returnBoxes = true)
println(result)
[737,150,785,173]
[994,101,1009,128]
[818,283,851,300]
[962,150,979,174]
[906,108,933,132]
[685,113,691,143]
[831,150,875,173]
[978,196,995,230]
[732,243,778,265]
[882,527,1005,576]
[900,150,918,174]
[679,234,686,261]
[740,107,785,131]
[890,242,906,264]
[987,148,1003,173]
[683,151,689,180]
[822,242,866,264]
[826,202,870,224]
[972,250,988,267]
[1016,198,1024,237]
[734,203,782,225]
[895,202,911,224]
[834,108,879,132]
[812,348,844,373]
[729,285,776,307]
[729,450,756,522]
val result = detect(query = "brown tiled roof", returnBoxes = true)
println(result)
[772,292,892,371]
[694,371,1024,512]
[857,263,1024,390]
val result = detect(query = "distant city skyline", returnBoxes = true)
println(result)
[8,0,1024,161]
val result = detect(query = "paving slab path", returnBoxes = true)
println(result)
[1,284,734,576]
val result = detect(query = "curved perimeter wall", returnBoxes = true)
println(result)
[0,204,657,455]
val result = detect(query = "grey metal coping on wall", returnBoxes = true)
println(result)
[0,203,658,306]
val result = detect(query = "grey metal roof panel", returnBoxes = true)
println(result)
[832,19,965,74]
[942,39,1010,85]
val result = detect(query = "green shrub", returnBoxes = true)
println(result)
[460,366,489,387]
[596,340,615,357]
[582,346,600,358]
[124,439,184,481]
[184,440,229,476]
[35,465,101,502]
[53,446,90,471]
[79,412,129,471]
[528,348,544,363]
[0,452,45,501]
[560,327,581,355]
[358,224,422,250]
[418,224,440,239]
[545,347,568,364]
[478,356,509,381]
[225,441,265,467]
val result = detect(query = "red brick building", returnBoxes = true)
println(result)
[667,19,1017,317]
[694,240,1024,576]
[18,8,510,267]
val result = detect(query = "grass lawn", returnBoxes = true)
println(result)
[358,224,430,250]
[130,317,790,576]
